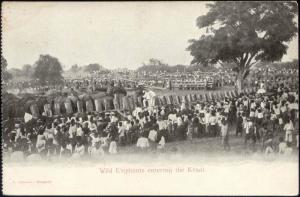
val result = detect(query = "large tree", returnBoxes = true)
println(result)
[22,64,34,78]
[187,2,298,93]
[70,64,79,73]
[1,56,12,83]
[138,58,171,72]
[84,63,103,73]
[33,54,64,85]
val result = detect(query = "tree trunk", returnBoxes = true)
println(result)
[236,73,243,94]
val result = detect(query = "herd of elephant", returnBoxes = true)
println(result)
[3,87,256,120]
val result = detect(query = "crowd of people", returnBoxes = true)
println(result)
[3,78,299,162]
[5,69,239,93]
[6,67,298,97]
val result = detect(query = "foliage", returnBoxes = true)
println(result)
[33,54,64,85]
[70,64,79,73]
[83,63,104,73]
[137,58,170,72]
[22,64,34,77]
[187,2,298,91]
[1,56,13,82]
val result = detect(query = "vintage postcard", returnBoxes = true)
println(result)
[1,1,299,195]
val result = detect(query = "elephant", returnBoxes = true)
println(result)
[79,94,95,113]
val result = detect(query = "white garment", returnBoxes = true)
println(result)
[278,142,287,154]
[127,115,133,121]
[250,102,256,109]
[270,113,277,120]
[250,111,255,117]
[90,135,100,147]
[245,122,253,134]
[76,127,83,136]
[125,122,132,131]
[157,136,165,149]
[281,106,287,113]
[148,130,158,142]
[284,122,294,142]
[100,137,109,147]
[243,100,248,107]
[209,116,217,125]
[273,107,280,115]
[108,141,117,154]
[279,118,283,125]
[205,113,211,124]
[180,103,186,110]
[69,125,77,138]
[136,137,150,148]
[157,120,166,130]
[221,124,228,137]
[110,116,119,123]
[289,103,299,110]
[168,114,177,123]
[224,105,230,113]
[261,102,266,109]
[133,107,142,118]
[195,104,201,111]
[177,117,183,126]
[257,112,264,119]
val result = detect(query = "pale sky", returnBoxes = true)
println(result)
[2,1,298,70]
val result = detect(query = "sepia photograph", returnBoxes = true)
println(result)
[1,1,299,195]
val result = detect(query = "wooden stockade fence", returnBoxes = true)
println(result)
[24,88,254,118]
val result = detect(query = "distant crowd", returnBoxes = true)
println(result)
[5,67,298,95]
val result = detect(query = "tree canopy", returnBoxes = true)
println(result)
[1,56,12,83]
[84,63,104,73]
[137,58,171,72]
[33,54,64,85]
[187,2,298,92]
[70,64,79,73]
[22,64,34,77]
